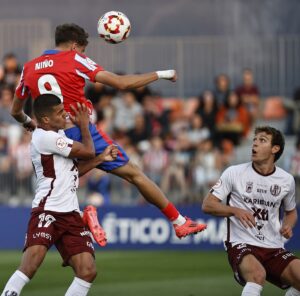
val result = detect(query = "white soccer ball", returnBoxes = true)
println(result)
[97,11,131,44]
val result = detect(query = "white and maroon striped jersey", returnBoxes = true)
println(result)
[31,128,80,212]
[210,162,296,249]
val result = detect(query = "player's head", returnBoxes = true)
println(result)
[33,94,67,131]
[252,126,285,163]
[55,23,88,52]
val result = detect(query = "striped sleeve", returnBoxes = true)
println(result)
[15,66,30,99]
[74,53,104,82]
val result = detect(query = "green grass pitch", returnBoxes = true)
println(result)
[0,250,297,295]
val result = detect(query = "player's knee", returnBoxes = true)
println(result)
[76,264,97,283]
[123,162,143,184]
[251,269,266,285]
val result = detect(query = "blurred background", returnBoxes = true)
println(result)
[0,1,300,295]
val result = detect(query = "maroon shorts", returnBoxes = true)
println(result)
[24,209,95,266]
[226,243,298,289]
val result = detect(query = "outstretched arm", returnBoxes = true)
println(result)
[77,144,118,177]
[95,70,177,90]
[202,193,256,228]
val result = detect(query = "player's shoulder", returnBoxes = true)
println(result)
[275,165,294,182]
[223,162,252,175]
[32,128,60,144]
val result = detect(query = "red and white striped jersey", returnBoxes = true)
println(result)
[210,162,296,249]
[31,128,80,212]
[15,49,104,113]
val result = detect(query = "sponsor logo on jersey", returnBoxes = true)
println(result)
[255,221,265,241]
[244,197,278,208]
[56,137,68,150]
[257,188,267,193]
[246,182,253,193]
[270,184,281,196]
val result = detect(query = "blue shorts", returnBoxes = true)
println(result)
[65,123,129,171]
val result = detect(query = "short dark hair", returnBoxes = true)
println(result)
[33,94,62,121]
[55,23,89,46]
[254,126,285,162]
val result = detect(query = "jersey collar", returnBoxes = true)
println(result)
[42,49,61,55]
[252,162,276,176]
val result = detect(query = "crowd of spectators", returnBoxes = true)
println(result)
[0,52,299,206]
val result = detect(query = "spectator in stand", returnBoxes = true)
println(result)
[11,130,33,199]
[143,136,169,187]
[112,90,143,133]
[185,114,210,150]
[0,135,13,203]
[196,90,218,142]
[86,170,111,206]
[93,88,115,134]
[127,113,152,146]
[192,138,223,201]
[0,53,22,89]
[0,85,22,149]
[235,68,260,122]
[161,135,190,204]
[85,81,116,106]
[142,95,165,136]
[133,84,153,104]
[213,74,231,108]
[216,91,250,146]
[288,136,300,204]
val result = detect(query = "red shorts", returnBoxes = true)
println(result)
[24,209,95,266]
[226,243,298,289]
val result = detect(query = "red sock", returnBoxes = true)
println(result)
[161,202,179,221]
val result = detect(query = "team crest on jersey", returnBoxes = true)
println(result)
[56,137,67,150]
[245,182,253,193]
[270,184,281,196]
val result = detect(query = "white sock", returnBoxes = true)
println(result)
[65,277,92,296]
[241,282,263,296]
[285,287,300,296]
[1,270,30,296]
[171,214,186,226]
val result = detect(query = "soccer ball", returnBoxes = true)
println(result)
[97,11,131,44]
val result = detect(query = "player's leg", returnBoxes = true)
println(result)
[55,211,96,296]
[111,161,207,237]
[227,244,265,296]
[281,259,300,295]
[238,254,265,296]
[65,252,97,296]
[1,245,47,296]
[65,124,206,238]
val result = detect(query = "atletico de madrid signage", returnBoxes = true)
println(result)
[0,206,299,250]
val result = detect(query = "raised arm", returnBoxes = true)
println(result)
[68,103,95,160]
[11,95,36,131]
[95,70,177,90]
